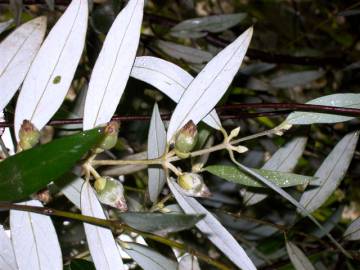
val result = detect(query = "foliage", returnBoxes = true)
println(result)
[0,0,360,270]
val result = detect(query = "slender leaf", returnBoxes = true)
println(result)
[285,94,360,125]
[0,128,103,201]
[56,172,84,208]
[156,40,213,64]
[45,0,55,11]
[299,131,359,214]
[9,0,22,25]
[0,19,13,34]
[166,27,253,141]
[81,181,125,270]
[10,200,62,270]
[147,103,167,202]
[285,241,315,270]
[14,0,88,137]
[343,217,360,241]
[170,13,246,38]
[131,56,221,129]
[168,178,256,270]
[270,70,324,88]
[243,137,308,205]
[118,212,204,234]
[83,0,144,130]
[0,225,17,270]
[0,17,47,111]
[121,242,178,270]
[178,255,201,270]
[205,165,314,187]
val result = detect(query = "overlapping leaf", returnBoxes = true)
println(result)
[81,181,125,270]
[83,0,144,130]
[147,103,167,202]
[166,27,253,141]
[285,94,360,125]
[14,0,88,137]
[168,178,256,270]
[0,225,17,270]
[0,17,46,111]
[205,165,314,187]
[299,131,359,214]
[343,217,360,241]
[131,56,221,129]
[285,241,315,270]
[10,200,62,270]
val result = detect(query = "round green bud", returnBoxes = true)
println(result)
[174,120,198,158]
[94,176,127,211]
[178,173,211,197]
[96,121,120,152]
[18,120,41,150]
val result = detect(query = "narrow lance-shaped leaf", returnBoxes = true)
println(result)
[167,178,256,270]
[178,255,201,270]
[0,225,17,270]
[0,128,103,201]
[131,56,221,129]
[0,17,47,111]
[284,94,360,126]
[285,240,315,270]
[299,131,359,214]
[83,0,144,130]
[170,13,247,38]
[120,242,178,270]
[10,200,63,270]
[343,217,360,241]
[243,137,308,205]
[118,212,204,234]
[14,0,88,138]
[155,40,213,64]
[0,19,14,34]
[81,181,125,270]
[166,27,253,141]
[270,70,324,89]
[205,165,314,188]
[147,103,167,202]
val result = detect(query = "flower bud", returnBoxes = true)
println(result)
[97,121,120,152]
[178,173,211,197]
[94,176,127,211]
[174,121,198,158]
[18,120,40,150]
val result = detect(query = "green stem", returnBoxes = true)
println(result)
[91,157,162,166]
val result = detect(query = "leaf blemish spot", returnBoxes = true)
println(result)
[53,75,61,84]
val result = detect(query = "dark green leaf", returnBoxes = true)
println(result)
[0,128,103,201]
[205,165,315,187]
[118,212,204,234]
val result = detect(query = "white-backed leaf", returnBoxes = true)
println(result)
[178,255,201,270]
[285,241,315,270]
[121,242,177,270]
[270,70,324,89]
[343,217,360,241]
[57,172,84,208]
[131,56,221,129]
[299,131,359,214]
[170,13,246,38]
[285,94,360,125]
[166,27,253,141]
[244,136,308,206]
[81,181,125,270]
[147,103,166,202]
[156,40,212,64]
[0,17,46,111]
[45,0,55,10]
[0,19,14,34]
[14,0,88,138]
[0,225,17,270]
[10,200,62,270]
[167,178,256,270]
[83,0,144,130]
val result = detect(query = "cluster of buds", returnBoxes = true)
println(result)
[95,121,120,153]
[178,173,211,197]
[94,176,127,211]
[18,120,40,150]
[174,120,198,158]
